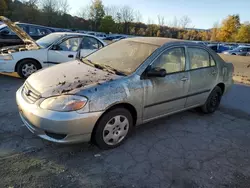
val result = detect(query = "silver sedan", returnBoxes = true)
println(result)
[16,37,234,149]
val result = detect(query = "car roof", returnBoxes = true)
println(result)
[52,32,99,38]
[15,22,53,28]
[124,37,188,46]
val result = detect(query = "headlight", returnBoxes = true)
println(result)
[0,54,13,60]
[40,95,88,112]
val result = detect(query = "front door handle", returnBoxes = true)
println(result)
[181,77,188,82]
[68,54,74,58]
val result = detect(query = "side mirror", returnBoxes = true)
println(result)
[51,44,61,50]
[0,30,10,35]
[146,67,167,78]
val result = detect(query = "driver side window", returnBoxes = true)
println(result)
[58,37,81,52]
[152,47,186,74]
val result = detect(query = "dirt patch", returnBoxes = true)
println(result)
[0,153,79,188]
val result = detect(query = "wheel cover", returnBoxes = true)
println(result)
[210,92,219,108]
[103,115,129,146]
[22,63,37,77]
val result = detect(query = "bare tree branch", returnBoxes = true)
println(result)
[157,15,165,26]
[179,15,191,28]
[134,10,142,23]
[120,6,134,23]
[58,0,70,14]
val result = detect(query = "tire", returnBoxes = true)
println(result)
[201,86,222,114]
[16,59,41,78]
[232,53,236,55]
[93,108,133,149]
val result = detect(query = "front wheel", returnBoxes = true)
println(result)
[16,59,41,78]
[93,108,133,149]
[201,86,222,114]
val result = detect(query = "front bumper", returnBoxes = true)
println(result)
[16,87,103,144]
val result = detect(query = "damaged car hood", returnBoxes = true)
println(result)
[26,60,121,97]
[0,16,39,49]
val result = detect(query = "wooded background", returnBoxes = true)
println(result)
[1,0,250,43]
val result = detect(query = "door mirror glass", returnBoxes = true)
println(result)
[51,44,60,50]
[146,67,167,77]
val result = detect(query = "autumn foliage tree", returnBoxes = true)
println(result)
[217,14,240,42]
[236,24,250,43]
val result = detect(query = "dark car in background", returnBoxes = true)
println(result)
[0,22,55,47]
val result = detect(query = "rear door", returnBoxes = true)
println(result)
[185,47,218,107]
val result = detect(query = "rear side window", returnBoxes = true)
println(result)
[188,48,215,70]
[28,26,51,36]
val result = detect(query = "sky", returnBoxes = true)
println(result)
[69,0,250,29]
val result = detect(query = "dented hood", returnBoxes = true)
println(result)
[0,16,39,48]
[27,60,121,97]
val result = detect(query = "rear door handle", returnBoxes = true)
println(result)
[68,54,74,58]
[211,70,217,75]
[181,77,188,82]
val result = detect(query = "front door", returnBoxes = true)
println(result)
[185,47,218,107]
[143,47,190,121]
[47,37,82,64]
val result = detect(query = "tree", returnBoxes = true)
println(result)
[210,22,219,41]
[120,6,134,34]
[217,14,240,42]
[89,0,105,31]
[169,16,179,28]
[156,30,161,37]
[77,5,91,20]
[134,10,142,23]
[40,0,59,26]
[99,15,115,33]
[157,15,165,26]
[104,5,118,19]
[58,0,70,15]
[179,15,191,28]
[236,24,250,43]
[0,0,8,16]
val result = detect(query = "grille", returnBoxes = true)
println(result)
[22,83,41,103]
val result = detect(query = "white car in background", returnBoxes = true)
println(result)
[0,17,106,78]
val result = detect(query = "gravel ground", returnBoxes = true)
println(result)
[1,74,250,188]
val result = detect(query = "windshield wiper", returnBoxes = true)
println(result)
[81,58,126,76]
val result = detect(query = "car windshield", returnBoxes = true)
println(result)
[36,33,65,48]
[84,40,159,75]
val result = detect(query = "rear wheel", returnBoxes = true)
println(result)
[16,59,41,78]
[201,86,222,114]
[93,108,133,149]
